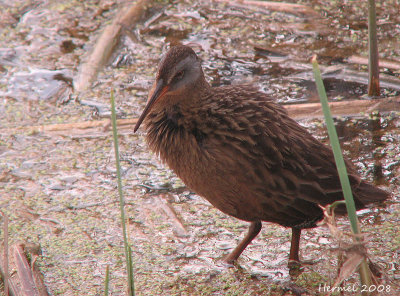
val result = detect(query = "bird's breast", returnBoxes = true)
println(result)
[144,109,210,179]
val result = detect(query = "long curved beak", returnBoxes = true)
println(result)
[134,79,169,132]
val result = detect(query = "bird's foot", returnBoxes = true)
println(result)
[288,259,301,268]
[223,255,237,267]
[288,260,304,278]
[221,257,245,270]
[288,257,318,267]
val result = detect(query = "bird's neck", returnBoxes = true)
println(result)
[144,80,211,165]
[152,78,211,124]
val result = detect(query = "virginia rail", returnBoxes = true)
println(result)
[134,45,389,264]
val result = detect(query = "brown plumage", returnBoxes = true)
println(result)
[134,45,390,264]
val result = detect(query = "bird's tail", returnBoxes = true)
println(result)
[332,178,390,215]
[353,181,390,209]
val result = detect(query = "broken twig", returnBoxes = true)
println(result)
[74,0,156,91]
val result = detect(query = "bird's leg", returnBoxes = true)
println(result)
[289,227,301,263]
[224,221,262,264]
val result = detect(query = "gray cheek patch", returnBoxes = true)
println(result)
[169,56,201,88]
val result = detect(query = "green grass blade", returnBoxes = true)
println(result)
[104,265,110,296]
[311,56,359,234]
[110,90,135,296]
[312,56,372,291]
[368,0,380,96]
[127,245,135,293]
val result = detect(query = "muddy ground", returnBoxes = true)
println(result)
[1,0,400,295]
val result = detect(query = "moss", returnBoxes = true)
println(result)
[295,271,327,289]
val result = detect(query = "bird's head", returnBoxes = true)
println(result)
[134,45,204,132]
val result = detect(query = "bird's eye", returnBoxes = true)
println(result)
[175,70,184,80]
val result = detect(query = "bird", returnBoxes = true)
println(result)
[133,45,390,264]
